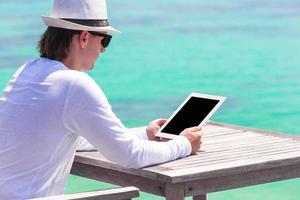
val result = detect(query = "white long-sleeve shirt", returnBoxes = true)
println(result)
[0,58,191,199]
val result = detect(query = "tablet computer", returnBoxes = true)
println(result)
[156,92,226,139]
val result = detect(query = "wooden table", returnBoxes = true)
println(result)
[71,122,300,200]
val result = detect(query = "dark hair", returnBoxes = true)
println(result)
[37,27,80,61]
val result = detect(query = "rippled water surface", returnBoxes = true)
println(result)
[1,0,300,199]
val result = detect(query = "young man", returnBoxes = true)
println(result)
[0,0,202,199]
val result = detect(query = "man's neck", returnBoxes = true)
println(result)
[62,54,81,71]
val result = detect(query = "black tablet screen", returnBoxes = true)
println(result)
[160,97,219,135]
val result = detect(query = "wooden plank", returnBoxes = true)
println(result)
[159,142,300,168]
[164,149,300,169]
[199,142,300,158]
[205,130,291,142]
[167,149,300,170]
[203,130,244,137]
[203,131,246,140]
[164,150,300,171]
[207,121,300,141]
[74,152,168,182]
[71,162,166,196]
[203,137,296,150]
[157,155,300,183]
[203,132,274,144]
[31,186,139,200]
[202,143,300,155]
[184,162,300,196]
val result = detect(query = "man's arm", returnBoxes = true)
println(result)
[63,73,196,168]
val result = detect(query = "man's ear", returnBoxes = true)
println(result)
[78,31,89,48]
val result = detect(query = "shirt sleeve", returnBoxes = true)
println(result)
[76,128,147,151]
[76,136,96,151]
[131,127,149,140]
[63,73,192,168]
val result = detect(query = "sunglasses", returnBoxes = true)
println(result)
[89,31,112,48]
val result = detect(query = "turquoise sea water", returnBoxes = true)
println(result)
[1,0,300,199]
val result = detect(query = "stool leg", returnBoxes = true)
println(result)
[193,194,207,200]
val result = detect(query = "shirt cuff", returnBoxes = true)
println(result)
[175,135,192,156]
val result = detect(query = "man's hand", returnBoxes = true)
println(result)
[146,119,169,142]
[180,127,202,154]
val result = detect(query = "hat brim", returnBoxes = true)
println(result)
[42,16,121,35]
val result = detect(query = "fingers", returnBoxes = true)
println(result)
[188,126,201,132]
[154,118,167,127]
[186,127,202,137]
[180,127,202,136]
[179,126,203,154]
[146,118,168,141]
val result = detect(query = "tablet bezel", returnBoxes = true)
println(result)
[156,92,226,139]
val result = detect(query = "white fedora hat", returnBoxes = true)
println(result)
[42,0,120,35]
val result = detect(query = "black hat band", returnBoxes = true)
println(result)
[61,18,110,27]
